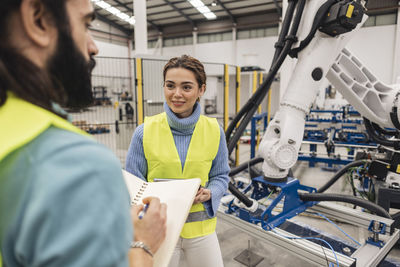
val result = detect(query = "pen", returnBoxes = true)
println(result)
[138,204,149,219]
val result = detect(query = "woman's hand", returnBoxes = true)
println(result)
[193,187,211,204]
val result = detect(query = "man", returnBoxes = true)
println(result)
[0,0,166,266]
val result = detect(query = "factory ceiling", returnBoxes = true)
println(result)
[92,0,400,37]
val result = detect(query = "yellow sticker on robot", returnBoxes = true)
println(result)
[346,4,354,18]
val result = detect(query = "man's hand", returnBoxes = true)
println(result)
[193,187,211,204]
[131,197,167,253]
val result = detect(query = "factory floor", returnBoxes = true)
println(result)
[197,145,400,267]
[71,106,400,266]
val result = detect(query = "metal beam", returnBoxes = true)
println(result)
[155,2,276,17]
[111,0,162,31]
[164,0,196,27]
[95,12,132,36]
[272,0,282,16]
[148,1,185,10]
[215,0,237,23]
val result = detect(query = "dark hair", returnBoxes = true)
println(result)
[0,0,69,111]
[163,55,207,88]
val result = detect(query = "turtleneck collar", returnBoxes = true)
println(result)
[164,102,201,133]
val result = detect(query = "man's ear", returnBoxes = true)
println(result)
[20,0,57,48]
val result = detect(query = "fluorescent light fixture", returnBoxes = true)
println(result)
[197,6,211,14]
[189,0,205,8]
[91,0,135,25]
[127,17,136,25]
[203,12,217,20]
[117,12,130,21]
[96,1,111,9]
[106,6,121,15]
[188,0,217,20]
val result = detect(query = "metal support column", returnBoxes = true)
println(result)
[134,0,148,54]
[135,58,144,125]
[224,64,229,131]
[235,66,241,166]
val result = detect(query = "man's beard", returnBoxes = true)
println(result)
[47,30,96,109]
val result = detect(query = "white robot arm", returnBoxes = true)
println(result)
[259,0,400,180]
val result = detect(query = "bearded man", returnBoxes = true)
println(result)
[0,1,166,266]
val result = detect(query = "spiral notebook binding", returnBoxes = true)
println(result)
[131,182,149,205]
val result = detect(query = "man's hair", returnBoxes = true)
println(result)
[0,0,69,110]
[163,55,207,88]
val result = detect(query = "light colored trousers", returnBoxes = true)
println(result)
[168,232,224,267]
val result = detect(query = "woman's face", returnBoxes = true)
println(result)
[164,67,205,118]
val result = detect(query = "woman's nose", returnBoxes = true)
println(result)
[174,87,183,97]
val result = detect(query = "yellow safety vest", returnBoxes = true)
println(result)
[143,112,220,238]
[0,93,90,266]
[0,93,90,162]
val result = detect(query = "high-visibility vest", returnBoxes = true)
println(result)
[0,93,90,162]
[143,112,220,238]
[0,93,90,266]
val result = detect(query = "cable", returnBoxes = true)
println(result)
[226,0,306,154]
[364,118,400,148]
[271,228,339,267]
[289,0,337,58]
[317,160,369,193]
[225,0,298,145]
[228,182,253,207]
[229,157,263,176]
[228,157,264,208]
[312,212,362,246]
[271,0,297,64]
[299,193,391,218]
[371,122,398,136]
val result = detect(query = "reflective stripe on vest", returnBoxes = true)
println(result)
[143,112,220,238]
[0,93,90,162]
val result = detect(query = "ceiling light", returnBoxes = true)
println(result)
[116,12,130,21]
[127,17,136,25]
[188,0,217,20]
[95,0,111,9]
[106,6,122,15]
[189,0,205,8]
[197,6,211,14]
[203,12,217,20]
[211,1,217,7]
[91,0,135,25]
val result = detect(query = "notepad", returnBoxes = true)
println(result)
[122,170,201,267]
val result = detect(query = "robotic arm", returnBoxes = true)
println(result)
[259,0,400,180]
[224,2,400,261]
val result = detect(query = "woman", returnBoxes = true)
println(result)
[126,55,229,267]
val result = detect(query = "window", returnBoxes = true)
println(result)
[163,36,193,47]
[363,16,376,27]
[237,30,250,39]
[265,27,279,36]
[164,38,174,47]
[222,32,233,41]
[198,32,232,43]
[148,39,158,49]
[376,13,397,26]
[363,13,397,27]
[237,26,278,40]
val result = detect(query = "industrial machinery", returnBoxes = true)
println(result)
[223,0,400,266]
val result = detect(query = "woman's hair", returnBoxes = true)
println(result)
[0,0,69,110]
[163,55,207,88]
